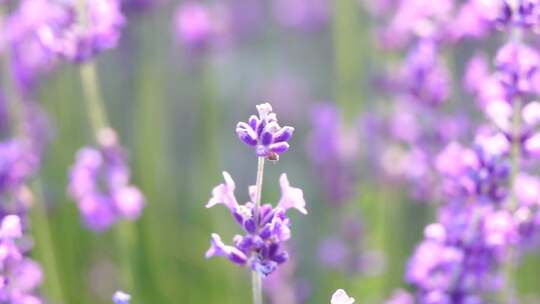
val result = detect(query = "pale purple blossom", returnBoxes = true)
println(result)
[385,289,414,304]
[37,0,126,62]
[308,104,359,205]
[68,128,145,231]
[0,215,43,304]
[271,0,329,32]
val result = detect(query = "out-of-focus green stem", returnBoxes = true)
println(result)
[0,8,23,136]
[503,16,523,304]
[332,0,365,123]
[79,63,109,133]
[29,180,68,304]
[79,62,137,294]
[251,157,265,304]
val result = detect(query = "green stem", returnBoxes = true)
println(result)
[79,62,137,294]
[29,180,68,304]
[251,270,263,304]
[79,63,109,134]
[251,157,265,304]
[332,0,365,123]
[503,14,523,303]
[0,9,24,136]
[254,157,265,217]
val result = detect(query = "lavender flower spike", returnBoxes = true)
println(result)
[236,103,294,160]
[113,291,131,304]
[331,289,355,304]
[204,173,306,276]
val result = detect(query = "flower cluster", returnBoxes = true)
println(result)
[68,128,145,231]
[0,215,43,304]
[435,141,510,203]
[36,0,125,62]
[308,104,359,206]
[271,0,330,32]
[173,1,225,52]
[389,1,540,302]
[205,172,306,276]
[404,140,514,302]
[1,0,64,91]
[365,0,474,203]
[0,104,46,303]
[236,103,294,161]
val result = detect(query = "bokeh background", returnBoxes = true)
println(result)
[14,0,540,303]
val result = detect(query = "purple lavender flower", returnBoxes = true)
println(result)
[308,104,359,205]
[464,53,490,95]
[0,215,43,304]
[264,246,310,304]
[36,0,126,62]
[113,291,131,304]
[236,103,294,161]
[68,128,145,231]
[473,0,540,30]
[449,1,494,40]
[1,0,66,90]
[205,172,306,277]
[401,40,450,106]
[378,0,453,49]
[495,42,540,96]
[330,289,355,304]
[173,1,231,53]
[271,0,329,32]
[385,289,414,304]
[405,206,504,303]
[435,140,510,203]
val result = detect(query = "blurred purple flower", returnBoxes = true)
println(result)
[495,42,540,96]
[401,40,450,106]
[464,53,490,95]
[271,0,329,32]
[308,104,359,205]
[68,128,145,231]
[318,238,349,270]
[264,247,309,304]
[1,0,66,90]
[36,0,126,62]
[173,1,231,53]
[378,0,453,49]
[385,289,414,304]
[0,215,43,303]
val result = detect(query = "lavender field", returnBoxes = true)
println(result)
[1,0,540,303]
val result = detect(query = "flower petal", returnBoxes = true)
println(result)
[277,174,307,214]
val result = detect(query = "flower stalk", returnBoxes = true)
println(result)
[252,156,265,304]
[79,61,137,293]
